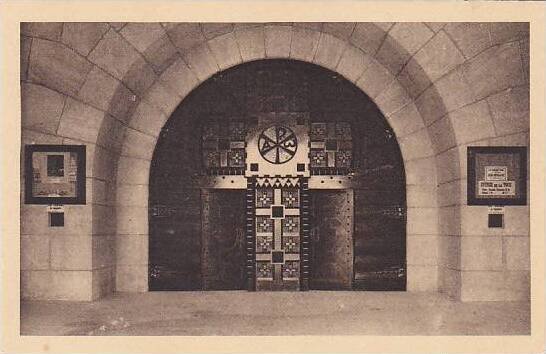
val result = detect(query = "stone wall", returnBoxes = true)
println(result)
[20,22,529,301]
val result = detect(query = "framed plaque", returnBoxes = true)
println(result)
[24,145,86,204]
[467,146,527,206]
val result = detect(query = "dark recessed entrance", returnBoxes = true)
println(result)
[149,59,406,291]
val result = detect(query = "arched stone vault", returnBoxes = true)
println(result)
[20,22,530,301]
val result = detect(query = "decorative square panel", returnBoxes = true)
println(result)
[310,122,327,141]
[256,188,273,208]
[309,121,353,175]
[256,235,273,253]
[281,188,299,208]
[256,216,273,234]
[282,236,300,253]
[203,150,220,168]
[310,150,327,167]
[336,122,352,140]
[228,149,245,167]
[256,261,273,279]
[201,119,246,175]
[335,150,352,169]
[282,216,299,235]
[282,261,299,279]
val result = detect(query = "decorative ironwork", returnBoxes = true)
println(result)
[309,122,353,175]
[256,188,273,208]
[256,235,273,253]
[255,177,299,188]
[256,261,274,279]
[246,178,256,291]
[282,216,299,235]
[282,261,300,279]
[256,216,274,233]
[202,120,247,175]
[252,182,302,290]
[299,178,310,291]
[281,188,299,208]
[282,236,300,253]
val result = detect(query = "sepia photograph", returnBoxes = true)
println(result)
[1,1,545,353]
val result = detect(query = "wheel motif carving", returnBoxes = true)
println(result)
[258,125,298,164]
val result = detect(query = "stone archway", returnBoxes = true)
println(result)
[147,58,409,292]
[21,22,529,301]
[112,24,445,294]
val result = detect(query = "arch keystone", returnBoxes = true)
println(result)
[289,26,320,62]
[234,25,266,61]
[264,25,292,58]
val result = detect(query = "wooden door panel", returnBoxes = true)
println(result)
[353,191,406,290]
[310,190,353,290]
[201,190,246,290]
[148,194,202,291]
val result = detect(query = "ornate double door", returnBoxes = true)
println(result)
[149,60,406,292]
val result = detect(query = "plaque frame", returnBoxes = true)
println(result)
[467,146,527,206]
[24,144,86,205]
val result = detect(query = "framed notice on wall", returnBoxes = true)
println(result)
[24,145,86,204]
[467,146,527,206]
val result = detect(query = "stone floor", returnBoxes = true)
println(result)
[20,291,530,336]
